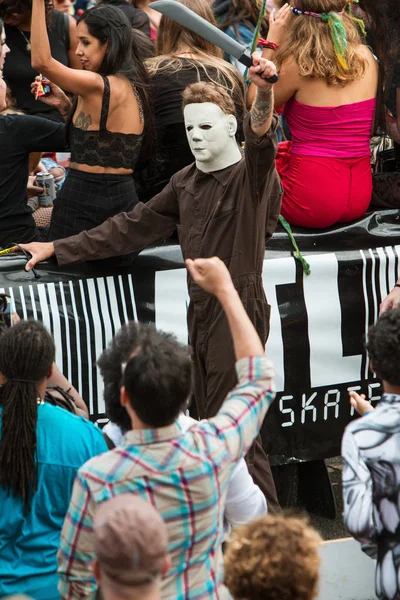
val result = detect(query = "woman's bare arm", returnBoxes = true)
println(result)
[31,0,103,96]
[49,362,89,418]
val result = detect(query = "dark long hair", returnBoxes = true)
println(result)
[358,0,400,129]
[359,0,400,79]
[0,0,53,26]
[213,0,269,39]
[78,4,154,160]
[0,321,55,514]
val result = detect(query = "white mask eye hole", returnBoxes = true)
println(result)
[186,125,193,132]
[200,125,212,130]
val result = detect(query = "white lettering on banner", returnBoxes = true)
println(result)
[368,382,381,405]
[279,396,295,427]
[263,258,296,392]
[155,269,189,344]
[324,389,340,420]
[302,254,362,388]
[301,392,318,424]
[277,384,381,425]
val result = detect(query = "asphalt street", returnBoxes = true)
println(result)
[309,457,349,541]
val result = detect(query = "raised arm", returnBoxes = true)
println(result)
[31,0,103,96]
[247,4,299,109]
[247,54,277,137]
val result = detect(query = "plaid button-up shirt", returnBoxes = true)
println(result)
[58,355,275,600]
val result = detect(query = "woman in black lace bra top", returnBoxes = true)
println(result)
[27,0,152,249]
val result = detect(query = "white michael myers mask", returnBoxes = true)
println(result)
[184,102,242,173]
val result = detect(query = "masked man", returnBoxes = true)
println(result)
[21,54,283,512]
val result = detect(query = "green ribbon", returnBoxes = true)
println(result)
[245,0,267,82]
[321,11,349,70]
[278,215,311,276]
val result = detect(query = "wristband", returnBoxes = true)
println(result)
[258,38,280,50]
[394,284,400,289]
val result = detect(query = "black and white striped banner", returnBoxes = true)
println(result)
[0,238,399,464]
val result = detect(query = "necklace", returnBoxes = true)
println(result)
[18,28,31,52]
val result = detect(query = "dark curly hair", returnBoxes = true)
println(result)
[367,308,400,385]
[97,322,192,430]
[224,515,321,600]
[0,0,53,26]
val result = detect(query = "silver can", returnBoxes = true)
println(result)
[36,172,56,207]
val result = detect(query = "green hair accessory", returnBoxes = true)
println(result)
[321,11,349,70]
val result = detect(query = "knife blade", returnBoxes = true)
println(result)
[149,0,278,83]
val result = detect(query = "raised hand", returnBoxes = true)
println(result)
[185,257,235,297]
[268,2,292,45]
[31,76,71,116]
[349,391,374,417]
[380,286,400,314]
[248,54,278,89]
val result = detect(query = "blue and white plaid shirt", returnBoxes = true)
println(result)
[58,355,275,600]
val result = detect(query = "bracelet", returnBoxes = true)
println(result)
[258,38,280,50]
[395,284,400,289]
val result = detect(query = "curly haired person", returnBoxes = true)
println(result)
[224,515,321,600]
[256,0,378,228]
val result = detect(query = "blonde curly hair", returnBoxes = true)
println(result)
[224,515,322,600]
[275,0,367,85]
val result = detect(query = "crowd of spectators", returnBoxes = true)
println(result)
[1,0,400,599]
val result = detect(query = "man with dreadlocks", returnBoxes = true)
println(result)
[0,321,107,599]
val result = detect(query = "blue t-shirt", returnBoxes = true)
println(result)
[0,403,107,599]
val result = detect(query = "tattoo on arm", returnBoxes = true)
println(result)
[250,88,273,129]
[74,111,92,131]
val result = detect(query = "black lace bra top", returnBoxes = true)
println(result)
[68,75,144,170]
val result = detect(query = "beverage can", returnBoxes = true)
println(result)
[36,172,56,207]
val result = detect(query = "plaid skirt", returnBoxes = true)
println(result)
[48,168,138,241]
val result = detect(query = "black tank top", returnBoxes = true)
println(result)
[68,75,144,171]
[3,11,70,122]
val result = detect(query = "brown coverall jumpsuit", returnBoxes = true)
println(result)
[54,114,283,513]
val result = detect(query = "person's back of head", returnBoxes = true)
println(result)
[97,321,192,429]
[0,320,55,514]
[275,0,368,85]
[224,515,321,600]
[367,307,400,389]
[93,494,170,600]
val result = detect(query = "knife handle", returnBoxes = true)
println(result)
[239,52,279,83]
